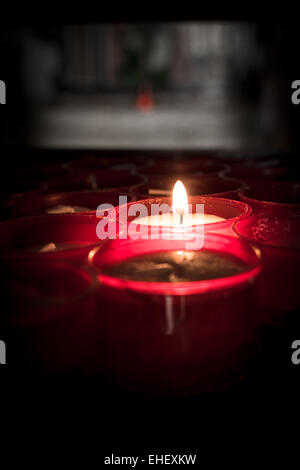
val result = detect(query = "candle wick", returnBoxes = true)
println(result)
[176,210,184,225]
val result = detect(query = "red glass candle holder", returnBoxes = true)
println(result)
[215,151,284,169]
[0,213,102,264]
[113,196,251,238]
[10,190,136,218]
[130,175,245,200]
[67,154,153,171]
[141,149,221,162]
[47,169,145,192]
[239,181,300,215]
[234,214,300,312]
[222,166,291,186]
[138,162,227,177]
[4,181,45,197]
[15,162,70,185]
[2,184,45,217]
[150,156,216,172]
[89,234,262,394]
[2,261,98,373]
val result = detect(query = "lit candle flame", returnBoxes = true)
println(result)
[172,180,188,224]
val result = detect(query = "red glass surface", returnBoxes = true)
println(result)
[16,162,70,183]
[138,162,227,177]
[130,175,245,200]
[89,234,262,394]
[222,166,291,185]
[10,190,136,218]
[3,261,98,373]
[0,213,102,264]
[47,169,146,192]
[214,151,284,169]
[239,181,300,215]
[68,154,153,171]
[234,214,300,311]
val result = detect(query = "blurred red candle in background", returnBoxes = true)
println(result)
[0,213,103,265]
[10,190,135,218]
[239,181,300,215]
[222,166,291,186]
[130,175,245,200]
[234,214,300,313]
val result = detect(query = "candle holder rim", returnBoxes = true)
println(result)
[89,234,262,296]
[130,176,246,199]
[0,211,103,226]
[47,168,147,192]
[11,190,136,217]
[238,181,300,208]
[0,213,104,260]
[222,165,290,180]
[134,162,229,177]
[233,215,300,252]
[68,155,154,170]
[113,195,252,229]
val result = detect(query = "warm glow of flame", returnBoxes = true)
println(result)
[172,180,188,215]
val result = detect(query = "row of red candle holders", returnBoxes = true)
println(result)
[1,191,300,394]
[2,150,299,221]
[1,151,299,393]
[4,177,300,221]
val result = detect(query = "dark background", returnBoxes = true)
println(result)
[1,18,300,464]
[0,23,299,148]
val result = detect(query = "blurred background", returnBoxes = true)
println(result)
[0,22,298,151]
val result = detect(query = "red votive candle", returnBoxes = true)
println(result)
[47,169,145,193]
[214,151,284,169]
[239,181,300,215]
[130,175,245,200]
[222,166,291,186]
[3,183,45,217]
[10,190,136,218]
[234,214,300,312]
[67,154,153,171]
[4,181,45,198]
[0,213,102,264]
[150,156,216,172]
[89,234,262,394]
[15,162,70,183]
[113,196,251,239]
[138,162,227,177]
[2,261,98,374]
